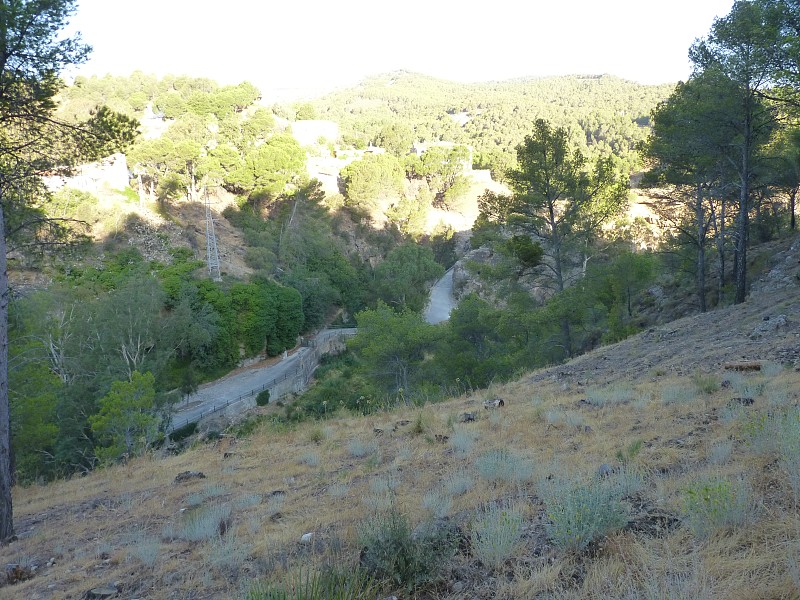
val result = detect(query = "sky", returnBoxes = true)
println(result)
[65,0,736,100]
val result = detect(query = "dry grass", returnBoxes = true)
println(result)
[2,365,800,598]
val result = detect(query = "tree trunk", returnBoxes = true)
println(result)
[734,99,752,305]
[560,318,573,359]
[791,187,797,231]
[710,197,726,305]
[735,171,749,304]
[0,202,14,541]
[696,184,707,313]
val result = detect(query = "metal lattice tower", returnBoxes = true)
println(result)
[204,187,222,281]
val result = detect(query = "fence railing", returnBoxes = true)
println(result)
[168,328,357,432]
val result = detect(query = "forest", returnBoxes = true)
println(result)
[4,0,800,495]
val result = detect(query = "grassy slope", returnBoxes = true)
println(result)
[3,239,800,599]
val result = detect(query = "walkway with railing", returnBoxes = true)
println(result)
[168,328,356,432]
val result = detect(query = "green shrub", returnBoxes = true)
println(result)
[476,448,533,484]
[127,536,160,567]
[607,465,645,497]
[729,373,766,399]
[470,502,524,570]
[742,411,782,455]
[615,439,643,465]
[299,451,320,467]
[708,440,734,465]
[166,503,232,542]
[256,389,271,406]
[421,490,453,519]
[681,477,753,539]
[761,361,784,377]
[691,372,720,395]
[758,408,800,499]
[661,384,697,405]
[449,427,477,455]
[586,385,636,407]
[307,427,325,444]
[207,535,249,573]
[358,509,458,592]
[245,567,376,600]
[542,479,628,552]
[347,438,377,458]
[442,471,474,497]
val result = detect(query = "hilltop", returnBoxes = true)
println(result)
[2,234,799,599]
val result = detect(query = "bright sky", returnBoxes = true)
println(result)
[66,0,735,100]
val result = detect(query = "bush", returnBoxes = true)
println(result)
[347,438,378,458]
[542,479,628,552]
[470,502,524,570]
[166,503,232,542]
[476,449,533,484]
[245,567,376,600]
[442,471,474,497]
[127,536,160,567]
[299,451,320,467]
[449,427,477,455]
[729,373,767,399]
[256,389,271,406]
[358,509,458,592]
[681,477,753,539]
[421,490,453,519]
[661,384,697,405]
[691,372,720,395]
[585,385,637,407]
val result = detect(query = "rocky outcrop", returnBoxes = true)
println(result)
[451,244,562,305]
[452,246,502,300]
[750,237,800,295]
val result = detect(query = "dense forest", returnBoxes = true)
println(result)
[313,72,675,177]
[5,0,800,494]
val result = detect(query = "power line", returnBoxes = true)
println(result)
[204,187,222,281]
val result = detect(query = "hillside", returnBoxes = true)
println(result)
[312,71,675,174]
[2,236,799,599]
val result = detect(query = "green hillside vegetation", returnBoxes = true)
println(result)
[3,304,800,598]
[4,3,800,596]
[312,71,675,176]
[12,11,800,484]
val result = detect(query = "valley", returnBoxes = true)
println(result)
[3,1,800,598]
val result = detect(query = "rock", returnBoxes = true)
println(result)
[597,464,615,478]
[728,397,755,407]
[174,471,206,483]
[300,532,314,544]
[5,563,34,584]
[750,315,788,339]
[460,412,477,423]
[86,584,119,598]
[452,581,465,594]
[434,434,449,443]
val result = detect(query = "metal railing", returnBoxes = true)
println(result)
[168,328,357,432]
